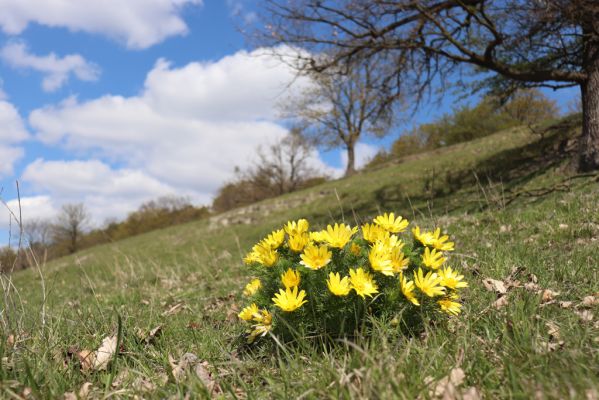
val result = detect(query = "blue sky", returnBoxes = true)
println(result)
[0,0,578,246]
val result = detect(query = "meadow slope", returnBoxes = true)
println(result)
[1,116,598,399]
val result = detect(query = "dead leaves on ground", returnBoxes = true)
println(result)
[73,335,118,373]
[168,352,222,395]
[424,367,481,400]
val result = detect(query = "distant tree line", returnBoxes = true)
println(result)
[0,196,210,273]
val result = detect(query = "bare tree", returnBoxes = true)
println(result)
[23,218,52,248]
[54,203,90,254]
[282,59,396,176]
[259,0,599,171]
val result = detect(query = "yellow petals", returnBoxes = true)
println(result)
[261,229,285,249]
[272,286,308,312]
[284,219,309,236]
[414,268,446,297]
[399,273,419,306]
[320,223,358,248]
[349,267,379,299]
[362,223,389,243]
[281,268,301,289]
[238,303,259,321]
[300,244,332,270]
[243,278,262,296]
[288,233,310,252]
[368,241,395,276]
[326,272,351,296]
[373,212,409,233]
[438,266,468,289]
[422,247,446,270]
[438,298,462,315]
[250,243,278,266]
[390,246,409,273]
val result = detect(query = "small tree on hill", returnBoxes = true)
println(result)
[53,203,90,254]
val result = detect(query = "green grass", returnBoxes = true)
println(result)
[1,116,598,399]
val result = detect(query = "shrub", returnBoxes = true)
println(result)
[238,213,467,343]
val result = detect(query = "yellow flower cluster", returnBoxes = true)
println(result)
[238,213,468,342]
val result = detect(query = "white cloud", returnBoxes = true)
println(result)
[0,0,202,49]
[26,47,324,224]
[21,159,180,224]
[5,195,56,225]
[0,99,28,176]
[1,41,100,92]
[340,142,381,171]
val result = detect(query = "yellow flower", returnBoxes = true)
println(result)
[321,223,358,248]
[431,228,454,251]
[350,242,362,256]
[299,244,332,270]
[361,223,389,243]
[412,226,436,246]
[438,267,468,290]
[390,246,409,273]
[349,267,379,299]
[373,212,409,233]
[243,250,260,265]
[251,243,278,266]
[238,303,259,321]
[243,278,262,296]
[422,247,446,270]
[247,309,272,343]
[438,298,462,316]
[261,229,285,249]
[309,231,326,242]
[326,272,351,296]
[380,234,403,249]
[284,219,309,237]
[272,286,308,312]
[281,268,301,288]
[399,273,419,306]
[288,233,310,252]
[368,242,394,276]
[414,268,446,297]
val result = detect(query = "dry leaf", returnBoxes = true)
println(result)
[133,376,157,392]
[195,361,222,395]
[558,301,573,309]
[493,295,509,309]
[163,302,186,316]
[77,350,95,373]
[137,325,163,345]
[524,282,541,292]
[461,387,482,400]
[575,310,594,322]
[558,223,569,230]
[79,382,92,399]
[169,353,199,382]
[483,279,507,294]
[427,367,465,399]
[94,335,117,370]
[546,322,561,340]
[582,295,598,307]
[541,289,560,303]
[63,392,77,400]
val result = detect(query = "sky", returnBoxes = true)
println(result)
[0,0,579,246]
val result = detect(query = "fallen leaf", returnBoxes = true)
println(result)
[493,295,509,309]
[195,361,222,395]
[169,353,199,382]
[541,289,560,303]
[79,382,92,399]
[558,301,573,309]
[136,325,163,345]
[546,321,561,340]
[582,295,598,307]
[483,279,507,294]
[93,335,117,371]
[163,302,187,316]
[575,310,594,323]
[524,282,541,292]
[558,223,569,230]
[427,367,465,399]
[133,376,157,392]
[77,350,95,373]
[63,392,77,400]
[461,387,482,400]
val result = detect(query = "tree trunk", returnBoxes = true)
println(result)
[578,30,599,172]
[345,143,356,176]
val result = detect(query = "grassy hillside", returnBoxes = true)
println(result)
[1,115,598,399]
